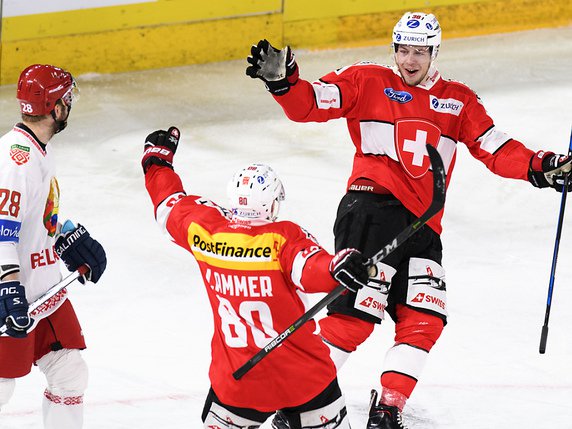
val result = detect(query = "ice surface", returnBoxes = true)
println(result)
[1,27,571,428]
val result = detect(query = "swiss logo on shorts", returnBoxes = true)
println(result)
[394,119,441,178]
[10,144,30,165]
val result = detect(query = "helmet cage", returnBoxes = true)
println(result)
[61,79,80,109]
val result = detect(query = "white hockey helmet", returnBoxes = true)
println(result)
[227,163,285,222]
[392,12,442,60]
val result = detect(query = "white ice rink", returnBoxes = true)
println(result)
[1,26,571,428]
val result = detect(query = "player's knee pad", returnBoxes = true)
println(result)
[403,257,448,322]
[0,378,16,408]
[36,349,88,394]
[352,261,395,321]
[395,304,444,350]
[294,395,350,429]
[202,401,265,428]
[319,313,374,352]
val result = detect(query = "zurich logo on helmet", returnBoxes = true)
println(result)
[257,176,265,184]
[406,19,420,28]
[426,23,433,30]
[395,33,402,42]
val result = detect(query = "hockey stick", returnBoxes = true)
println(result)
[233,144,446,380]
[0,266,87,336]
[539,129,572,354]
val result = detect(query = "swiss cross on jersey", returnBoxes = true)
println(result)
[395,118,441,179]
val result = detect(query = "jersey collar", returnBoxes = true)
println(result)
[15,123,48,153]
[230,217,272,227]
[392,65,441,90]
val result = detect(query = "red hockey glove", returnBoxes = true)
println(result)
[246,40,299,96]
[142,126,181,174]
[329,248,370,293]
[528,150,572,192]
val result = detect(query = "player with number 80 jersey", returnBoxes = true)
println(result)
[145,161,341,412]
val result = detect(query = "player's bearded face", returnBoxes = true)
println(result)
[395,45,432,86]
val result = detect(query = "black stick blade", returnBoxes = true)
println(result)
[539,325,548,354]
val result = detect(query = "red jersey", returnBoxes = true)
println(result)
[273,64,535,234]
[145,165,338,411]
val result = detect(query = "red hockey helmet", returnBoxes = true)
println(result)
[17,64,78,116]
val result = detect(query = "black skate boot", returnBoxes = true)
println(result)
[271,411,290,429]
[366,389,408,429]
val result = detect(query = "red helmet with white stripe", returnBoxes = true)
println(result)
[17,64,78,116]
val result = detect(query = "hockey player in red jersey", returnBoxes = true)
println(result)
[142,126,372,428]
[0,64,107,428]
[246,11,572,428]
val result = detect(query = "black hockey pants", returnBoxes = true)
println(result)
[328,191,445,324]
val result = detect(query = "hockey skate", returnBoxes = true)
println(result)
[366,390,408,429]
[271,411,290,429]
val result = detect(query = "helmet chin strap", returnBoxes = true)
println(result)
[50,104,71,134]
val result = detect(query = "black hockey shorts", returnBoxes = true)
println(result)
[328,191,444,324]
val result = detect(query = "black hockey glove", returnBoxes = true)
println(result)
[528,150,572,192]
[329,248,370,293]
[246,39,299,96]
[142,126,181,174]
[0,281,32,338]
[55,221,107,284]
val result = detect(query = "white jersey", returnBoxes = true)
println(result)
[0,124,66,324]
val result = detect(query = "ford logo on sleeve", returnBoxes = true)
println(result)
[384,88,413,104]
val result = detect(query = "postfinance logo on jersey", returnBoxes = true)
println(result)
[188,224,285,270]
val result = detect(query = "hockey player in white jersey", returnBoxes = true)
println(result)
[0,64,107,429]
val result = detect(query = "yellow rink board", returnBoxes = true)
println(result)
[283,0,572,48]
[1,0,570,85]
